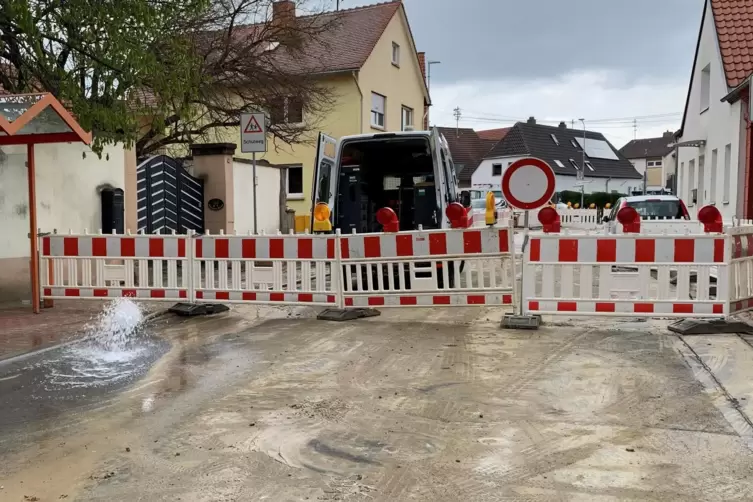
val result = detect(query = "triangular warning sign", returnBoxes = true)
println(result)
[244,115,263,133]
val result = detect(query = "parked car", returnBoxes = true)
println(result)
[603,195,690,223]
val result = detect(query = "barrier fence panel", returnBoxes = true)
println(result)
[40,232,191,300]
[728,227,753,314]
[522,231,729,317]
[558,209,600,230]
[338,226,515,308]
[192,232,339,306]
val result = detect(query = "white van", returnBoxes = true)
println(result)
[310,128,468,233]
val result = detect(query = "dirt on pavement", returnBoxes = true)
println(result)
[2,306,753,501]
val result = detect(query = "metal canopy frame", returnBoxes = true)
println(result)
[0,92,92,313]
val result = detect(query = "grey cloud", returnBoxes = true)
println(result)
[335,0,701,84]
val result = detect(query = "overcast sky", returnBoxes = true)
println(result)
[329,0,702,147]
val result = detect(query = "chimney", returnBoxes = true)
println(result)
[527,116,536,125]
[272,0,296,28]
[558,121,567,129]
[662,130,674,139]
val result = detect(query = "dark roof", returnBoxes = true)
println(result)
[437,127,495,185]
[484,120,642,179]
[619,132,675,159]
[477,128,510,142]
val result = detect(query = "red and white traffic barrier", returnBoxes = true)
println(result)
[728,226,753,314]
[339,226,515,308]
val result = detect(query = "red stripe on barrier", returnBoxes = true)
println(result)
[429,233,447,255]
[528,301,540,311]
[368,297,385,306]
[558,240,578,262]
[467,295,485,305]
[635,239,655,263]
[178,239,186,258]
[94,289,108,297]
[595,302,616,312]
[597,239,616,262]
[194,239,203,259]
[345,298,354,306]
[714,304,724,314]
[673,303,693,313]
[400,296,418,305]
[463,231,482,254]
[503,294,512,304]
[92,237,107,257]
[747,235,753,258]
[557,301,577,311]
[499,229,509,253]
[195,291,204,299]
[298,239,313,260]
[340,238,350,259]
[242,292,256,301]
[270,239,284,259]
[242,239,256,258]
[327,295,336,303]
[121,238,136,257]
[634,303,654,313]
[364,236,381,258]
[215,239,229,259]
[43,288,51,296]
[714,238,725,263]
[151,290,166,299]
[43,237,50,256]
[64,288,79,297]
[149,238,164,258]
[327,238,335,259]
[123,289,137,297]
[270,293,284,302]
[298,293,313,302]
[179,290,187,299]
[529,239,541,262]
[63,237,78,257]
[396,235,413,257]
[216,291,230,300]
[433,296,451,305]
[674,239,694,263]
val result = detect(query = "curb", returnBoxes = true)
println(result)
[0,308,170,366]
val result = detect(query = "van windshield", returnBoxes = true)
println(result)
[335,136,438,233]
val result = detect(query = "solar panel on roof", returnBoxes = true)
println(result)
[575,137,619,160]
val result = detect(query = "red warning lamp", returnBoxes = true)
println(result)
[376,206,399,232]
[446,202,468,229]
[697,204,723,233]
[537,206,561,233]
[617,206,641,233]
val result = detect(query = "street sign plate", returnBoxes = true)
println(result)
[577,168,584,181]
[501,157,556,210]
[240,112,267,153]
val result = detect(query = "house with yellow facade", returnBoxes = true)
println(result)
[231,0,430,228]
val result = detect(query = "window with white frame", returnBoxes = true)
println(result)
[584,160,594,171]
[553,159,565,168]
[286,165,304,199]
[392,42,400,66]
[688,159,696,204]
[270,97,303,125]
[568,158,580,170]
[723,143,731,202]
[371,92,386,129]
[492,163,502,176]
[700,64,711,112]
[646,159,663,168]
[710,149,718,203]
[401,106,414,130]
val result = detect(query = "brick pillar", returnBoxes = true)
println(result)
[190,143,236,234]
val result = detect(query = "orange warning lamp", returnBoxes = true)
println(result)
[589,203,596,209]
[567,201,572,207]
[698,204,723,233]
[312,203,332,232]
[376,207,399,232]
[446,202,468,229]
[485,191,497,226]
[574,203,580,209]
[617,206,640,233]
[605,203,612,209]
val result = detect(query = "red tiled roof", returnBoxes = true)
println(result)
[438,127,498,185]
[476,127,510,142]
[711,0,753,87]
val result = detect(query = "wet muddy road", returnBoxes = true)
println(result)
[3,306,753,501]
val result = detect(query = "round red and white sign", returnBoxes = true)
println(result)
[501,157,556,210]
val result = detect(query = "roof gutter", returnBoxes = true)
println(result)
[721,73,752,104]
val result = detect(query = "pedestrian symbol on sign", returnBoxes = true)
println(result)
[244,115,263,134]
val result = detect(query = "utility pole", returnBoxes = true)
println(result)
[633,118,637,139]
[453,107,462,136]
[579,118,586,208]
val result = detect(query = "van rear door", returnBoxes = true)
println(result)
[310,133,338,227]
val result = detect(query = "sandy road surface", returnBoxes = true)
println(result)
[3,306,753,501]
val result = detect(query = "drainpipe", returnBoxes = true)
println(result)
[746,89,753,218]
[352,71,363,134]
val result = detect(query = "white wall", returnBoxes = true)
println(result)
[630,158,647,176]
[233,161,281,234]
[0,143,126,259]
[677,0,742,221]
[472,155,640,195]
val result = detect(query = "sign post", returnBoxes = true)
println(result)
[500,157,556,330]
[241,112,267,233]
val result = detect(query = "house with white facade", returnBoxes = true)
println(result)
[676,0,753,221]
[619,131,677,190]
[472,117,642,196]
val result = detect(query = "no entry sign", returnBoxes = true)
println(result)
[501,157,556,210]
